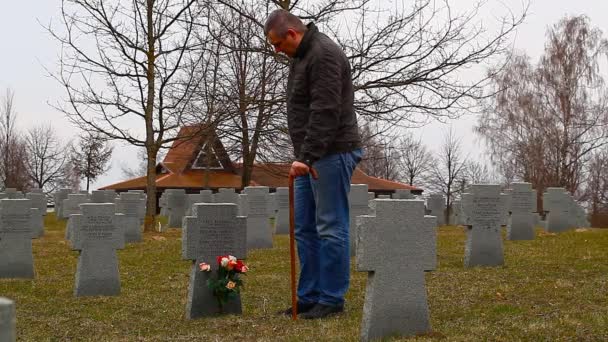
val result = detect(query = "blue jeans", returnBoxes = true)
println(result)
[295,148,362,306]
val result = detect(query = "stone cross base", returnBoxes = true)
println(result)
[74,247,121,297]
[186,261,242,319]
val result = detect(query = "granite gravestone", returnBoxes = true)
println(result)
[166,189,187,228]
[0,297,16,342]
[0,199,35,279]
[356,199,436,341]
[377,195,390,199]
[392,189,413,199]
[72,204,125,297]
[450,200,461,226]
[26,193,46,238]
[182,203,246,319]
[186,194,205,216]
[116,192,143,243]
[159,192,168,217]
[267,193,277,220]
[500,192,511,227]
[460,193,472,226]
[213,188,238,205]
[274,187,289,235]
[64,194,91,241]
[427,194,445,225]
[464,185,504,267]
[243,186,272,249]
[507,183,535,240]
[367,192,374,202]
[349,184,369,257]
[53,188,71,219]
[544,187,571,233]
[90,190,108,203]
[4,189,23,199]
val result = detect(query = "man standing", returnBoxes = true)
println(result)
[264,9,362,319]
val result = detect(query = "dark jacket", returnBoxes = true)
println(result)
[287,23,361,166]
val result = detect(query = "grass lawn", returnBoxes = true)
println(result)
[1,213,608,341]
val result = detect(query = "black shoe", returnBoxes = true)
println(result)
[279,301,317,316]
[300,303,344,319]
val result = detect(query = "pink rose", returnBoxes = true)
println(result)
[241,265,249,273]
[199,262,211,272]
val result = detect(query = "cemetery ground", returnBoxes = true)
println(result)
[1,215,607,341]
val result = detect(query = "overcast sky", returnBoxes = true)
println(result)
[1,0,607,190]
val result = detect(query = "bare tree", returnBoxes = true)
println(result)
[584,150,608,227]
[189,0,526,186]
[70,133,113,191]
[25,124,70,193]
[50,0,213,230]
[120,146,167,180]
[429,128,468,224]
[215,0,526,126]
[463,160,494,185]
[0,88,30,190]
[357,123,401,180]
[477,16,608,210]
[397,133,433,186]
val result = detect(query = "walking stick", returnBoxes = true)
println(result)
[288,168,318,321]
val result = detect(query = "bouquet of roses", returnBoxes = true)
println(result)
[199,255,248,310]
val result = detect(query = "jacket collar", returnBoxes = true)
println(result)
[294,23,318,59]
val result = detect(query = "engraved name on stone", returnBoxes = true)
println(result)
[83,215,115,240]
[2,213,31,234]
[472,196,501,227]
[198,217,234,258]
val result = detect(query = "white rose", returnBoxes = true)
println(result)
[221,257,229,267]
[228,255,237,262]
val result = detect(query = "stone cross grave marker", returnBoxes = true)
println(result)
[507,183,535,240]
[64,194,91,242]
[356,199,436,341]
[182,203,246,319]
[26,193,46,238]
[274,187,289,234]
[500,192,511,226]
[267,192,277,219]
[186,194,204,217]
[213,188,238,204]
[544,187,571,233]
[166,189,187,228]
[53,188,70,219]
[90,190,107,203]
[243,186,272,249]
[72,203,125,297]
[4,189,23,199]
[116,192,144,243]
[0,199,34,279]
[392,189,413,199]
[427,194,445,225]
[159,192,168,217]
[349,184,369,256]
[0,297,16,342]
[464,184,504,267]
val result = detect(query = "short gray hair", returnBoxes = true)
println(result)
[264,9,307,37]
